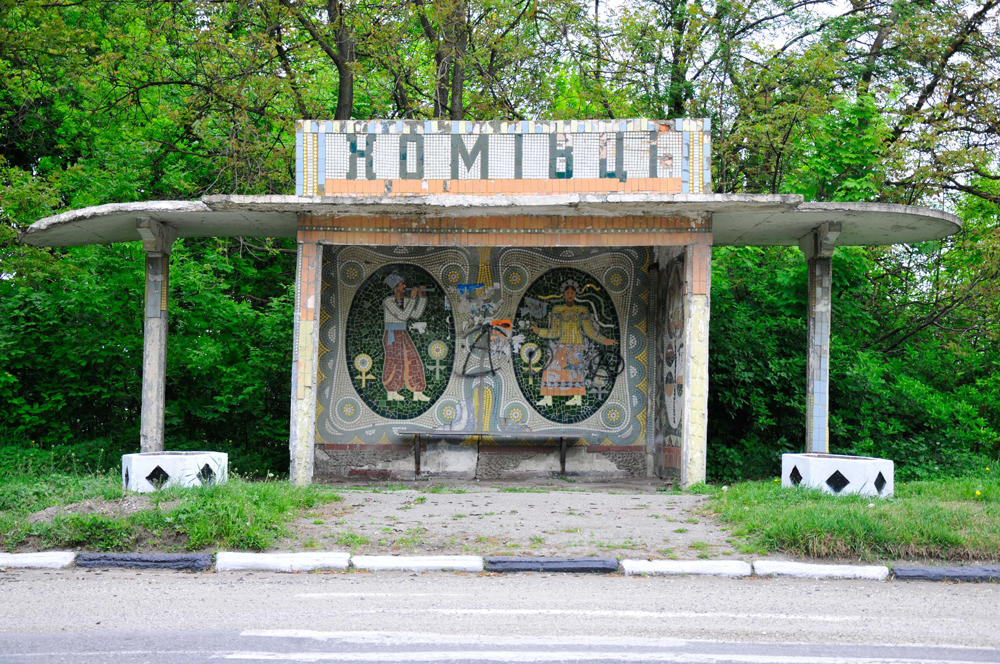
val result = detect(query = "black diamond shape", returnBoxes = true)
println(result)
[826,470,850,493]
[198,463,216,485]
[146,466,170,489]
[874,472,886,494]
[789,466,803,486]
[124,468,130,489]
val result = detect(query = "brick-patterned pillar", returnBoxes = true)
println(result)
[290,238,322,485]
[799,222,840,454]
[681,242,711,487]
[136,218,176,453]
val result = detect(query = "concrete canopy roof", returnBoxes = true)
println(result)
[19,193,960,248]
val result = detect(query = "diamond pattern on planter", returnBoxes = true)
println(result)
[789,466,803,486]
[198,464,216,485]
[874,471,887,494]
[146,466,170,489]
[825,470,850,493]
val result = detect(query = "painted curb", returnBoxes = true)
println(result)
[753,561,889,580]
[351,555,483,573]
[76,553,213,571]
[485,557,619,574]
[0,552,76,569]
[215,552,350,572]
[620,560,752,577]
[894,566,1000,583]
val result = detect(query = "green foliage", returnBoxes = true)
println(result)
[709,475,1000,561]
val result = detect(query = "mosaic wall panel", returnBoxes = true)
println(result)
[295,119,712,197]
[653,254,685,475]
[316,246,650,447]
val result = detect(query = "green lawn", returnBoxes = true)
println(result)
[706,471,1000,562]
[0,470,342,553]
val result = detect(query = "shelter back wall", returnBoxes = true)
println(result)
[315,246,651,450]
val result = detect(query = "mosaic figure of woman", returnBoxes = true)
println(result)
[382,273,431,402]
[532,279,617,407]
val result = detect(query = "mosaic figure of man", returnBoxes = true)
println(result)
[532,279,617,407]
[382,273,431,402]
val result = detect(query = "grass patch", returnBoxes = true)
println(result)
[1,470,342,552]
[708,473,1000,561]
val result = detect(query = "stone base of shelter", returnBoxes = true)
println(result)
[313,444,647,482]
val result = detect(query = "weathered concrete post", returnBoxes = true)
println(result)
[289,237,322,485]
[681,242,712,487]
[136,217,177,453]
[799,221,841,454]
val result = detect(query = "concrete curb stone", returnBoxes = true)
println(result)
[351,555,483,572]
[485,557,619,574]
[0,552,76,569]
[76,553,214,571]
[753,561,890,580]
[894,566,1000,582]
[215,552,350,572]
[621,560,752,577]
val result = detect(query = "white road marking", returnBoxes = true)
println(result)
[327,608,862,622]
[218,651,991,663]
[242,630,687,647]
[296,593,472,598]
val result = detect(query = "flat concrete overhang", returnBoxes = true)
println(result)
[19,193,960,248]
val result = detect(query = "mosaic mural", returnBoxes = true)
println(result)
[653,254,685,469]
[513,267,622,424]
[316,246,650,448]
[343,264,454,419]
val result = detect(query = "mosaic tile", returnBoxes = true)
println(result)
[315,246,650,448]
[344,263,455,419]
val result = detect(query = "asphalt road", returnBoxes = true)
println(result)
[2,568,999,663]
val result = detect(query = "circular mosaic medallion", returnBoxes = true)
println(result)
[340,261,366,287]
[601,402,626,429]
[345,264,455,419]
[503,401,530,426]
[603,266,629,293]
[502,266,529,291]
[436,398,460,426]
[428,340,449,360]
[354,353,373,373]
[440,263,466,288]
[337,397,362,424]
[513,267,622,424]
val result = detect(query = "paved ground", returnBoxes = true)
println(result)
[278,480,748,560]
[2,568,999,662]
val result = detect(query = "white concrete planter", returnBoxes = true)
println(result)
[122,451,228,493]
[781,453,893,497]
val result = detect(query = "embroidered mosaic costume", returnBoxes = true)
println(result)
[536,304,609,397]
[381,292,427,395]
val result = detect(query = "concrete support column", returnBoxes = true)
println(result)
[137,218,176,453]
[799,222,841,454]
[289,239,322,485]
[681,243,711,487]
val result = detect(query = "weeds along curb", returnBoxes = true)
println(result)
[620,560,752,577]
[753,561,890,581]
[215,552,350,572]
[894,566,1000,582]
[76,553,213,571]
[351,555,484,573]
[485,557,619,574]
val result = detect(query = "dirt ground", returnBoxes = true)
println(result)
[277,479,750,561]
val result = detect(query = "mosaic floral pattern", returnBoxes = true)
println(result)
[513,267,622,424]
[654,255,685,462]
[344,264,454,419]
